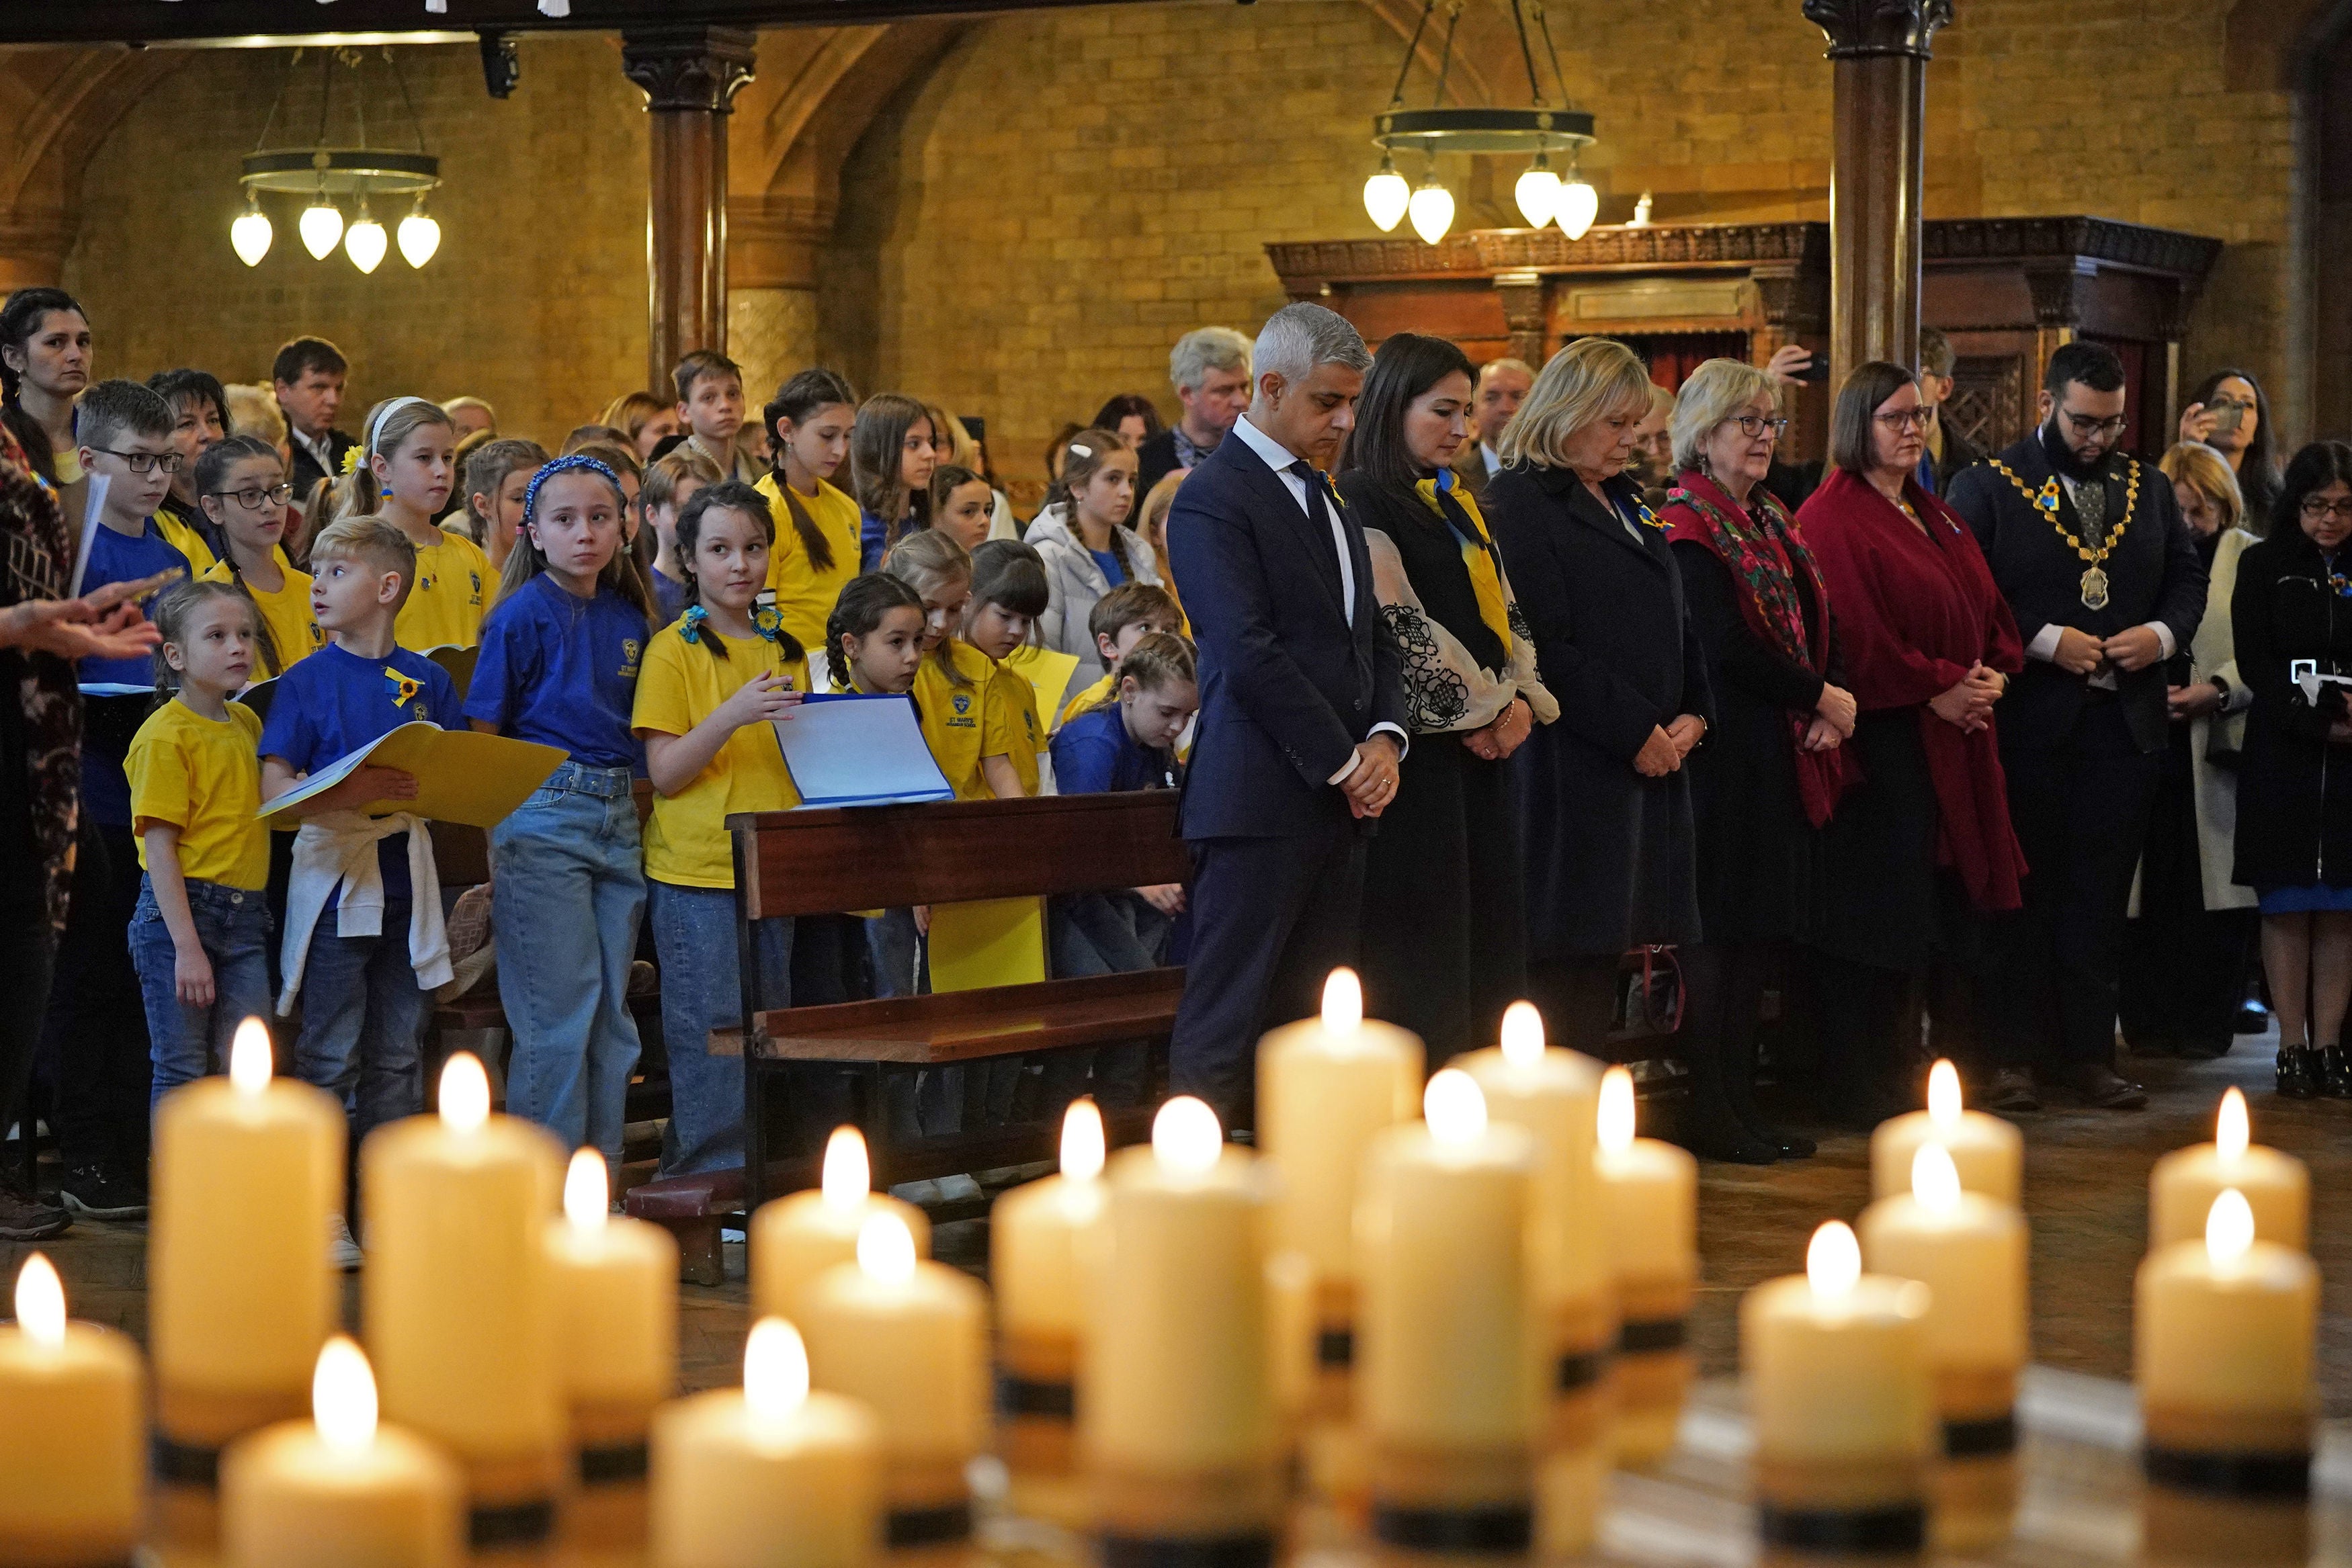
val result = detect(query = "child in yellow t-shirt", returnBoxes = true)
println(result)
[884,530,1022,802]
[126,582,274,1107]
[755,369,863,654]
[962,539,1052,795]
[329,396,497,652]
[194,435,320,681]
[1055,581,1184,729]
[633,480,810,1175]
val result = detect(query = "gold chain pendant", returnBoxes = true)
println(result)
[2081,566,2111,612]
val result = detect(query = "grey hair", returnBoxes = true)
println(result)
[1250,303,1372,395]
[1168,326,1253,396]
[1669,357,1780,473]
[1478,357,1534,386]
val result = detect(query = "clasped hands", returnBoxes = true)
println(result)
[1343,733,1402,819]
[1802,682,1857,753]
[1464,697,1532,763]
[1634,713,1708,777]
[2052,623,2162,678]
[1928,662,2007,732]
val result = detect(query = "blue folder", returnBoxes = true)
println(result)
[772,692,955,808]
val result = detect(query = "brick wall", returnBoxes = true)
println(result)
[60,36,648,451]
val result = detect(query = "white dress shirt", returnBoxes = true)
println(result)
[1480,442,1501,476]
[2021,470,2175,690]
[1226,412,1404,783]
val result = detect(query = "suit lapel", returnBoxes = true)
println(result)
[1230,442,1348,616]
[1557,473,1667,572]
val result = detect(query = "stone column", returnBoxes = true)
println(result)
[621,26,757,394]
[728,193,836,406]
[1803,0,1949,386]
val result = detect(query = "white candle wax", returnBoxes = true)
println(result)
[2149,1088,2308,1251]
[1870,1059,2021,1205]
[750,1127,931,1325]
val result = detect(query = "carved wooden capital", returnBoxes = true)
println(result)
[1801,0,1951,60]
[2025,261,2093,329]
[622,26,757,114]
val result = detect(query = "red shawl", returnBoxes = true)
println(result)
[1661,470,1857,827]
[1795,467,2027,912]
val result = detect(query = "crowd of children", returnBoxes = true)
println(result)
[0,286,1205,1248]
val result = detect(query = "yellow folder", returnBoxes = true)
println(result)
[1002,646,1083,739]
[927,897,1048,991]
[258,722,569,829]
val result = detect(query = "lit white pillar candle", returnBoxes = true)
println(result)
[989,1098,1106,1499]
[1358,1070,1542,1550]
[1593,1063,1697,1468]
[800,1211,989,1546]
[1742,1222,1935,1552]
[546,1147,677,1547]
[150,1018,342,1525]
[1257,969,1421,1374]
[2136,1190,2318,1498]
[361,1052,565,1551]
[650,1319,883,1568]
[220,1336,466,1568]
[2150,1088,2308,1252]
[751,1127,931,1325]
[1859,1143,2028,1452]
[0,1255,144,1566]
[1870,1059,2021,1205]
[1085,1097,1283,1560]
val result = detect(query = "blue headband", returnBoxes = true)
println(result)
[522,452,626,529]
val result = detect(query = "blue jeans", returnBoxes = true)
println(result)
[649,880,790,1176]
[493,765,646,1170]
[292,897,429,1153]
[865,909,959,1141]
[130,875,274,1110]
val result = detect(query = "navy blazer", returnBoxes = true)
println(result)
[1166,427,1407,840]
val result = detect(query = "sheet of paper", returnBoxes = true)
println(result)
[771,692,954,807]
[1003,645,1081,739]
[257,721,569,828]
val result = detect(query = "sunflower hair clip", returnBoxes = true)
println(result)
[677,604,710,645]
[339,445,366,477]
[753,606,785,642]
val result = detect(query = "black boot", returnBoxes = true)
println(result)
[2277,1045,2322,1100]
[2322,1044,2352,1100]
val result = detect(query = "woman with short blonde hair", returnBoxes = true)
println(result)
[1482,337,1716,1064]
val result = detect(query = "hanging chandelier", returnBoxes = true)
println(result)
[232,47,444,274]
[1362,0,1599,245]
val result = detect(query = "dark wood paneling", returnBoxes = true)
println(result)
[1329,281,1511,361]
[754,967,1183,1063]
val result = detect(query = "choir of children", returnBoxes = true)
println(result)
[9,349,1198,1251]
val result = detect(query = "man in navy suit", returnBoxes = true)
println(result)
[1165,303,1409,1127]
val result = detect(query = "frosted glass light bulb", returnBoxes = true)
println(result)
[1515,162,1560,228]
[1554,177,1599,242]
[231,203,273,268]
[343,207,387,275]
[1363,163,1410,233]
[298,200,344,261]
[396,205,442,269]
[1406,179,1455,245]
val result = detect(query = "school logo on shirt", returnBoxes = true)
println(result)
[948,690,976,728]
[620,638,642,680]
[307,623,326,649]
[468,570,483,607]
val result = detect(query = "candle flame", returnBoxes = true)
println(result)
[1926,1059,1961,1127]
[1597,1064,1636,1156]
[12,1253,63,1348]
[229,1016,273,1096]
[438,1052,489,1133]
[312,1336,378,1452]
[743,1317,810,1424]
[1807,1221,1861,1300]
[1060,1098,1105,1184]
[1499,1000,1545,1068]
[1423,1068,1487,1145]
[820,1126,869,1212]
[2216,1087,2249,1163]
[564,1147,608,1232]
[2206,1188,2255,1265]
[1911,1141,1962,1213]
[1152,1096,1224,1176]
[856,1210,918,1285]
[1321,968,1363,1033]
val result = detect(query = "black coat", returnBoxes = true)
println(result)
[1946,432,2207,754]
[1671,539,1837,946]
[1484,464,1714,957]
[1136,427,1182,500]
[2228,529,2352,890]
[1931,420,1985,495]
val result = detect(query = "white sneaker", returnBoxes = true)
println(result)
[328,1214,364,1272]
[934,1173,983,1205]
[889,1179,944,1206]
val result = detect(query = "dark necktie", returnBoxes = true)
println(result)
[1288,460,1347,614]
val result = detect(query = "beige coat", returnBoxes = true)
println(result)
[2185,527,2260,911]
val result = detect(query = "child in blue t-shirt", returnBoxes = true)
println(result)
[464,453,653,1176]
[258,516,458,1264]
[1044,632,1197,1108]
[45,379,190,1220]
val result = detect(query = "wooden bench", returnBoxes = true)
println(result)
[623,791,1191,1283]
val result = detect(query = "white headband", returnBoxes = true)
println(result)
[366,395,439,457]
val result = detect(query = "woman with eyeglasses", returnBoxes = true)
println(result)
[1657,359,1857,1160]
[1796,362,2026,1128]
[2179,368,2283,530]
[2226,441,2352,1098]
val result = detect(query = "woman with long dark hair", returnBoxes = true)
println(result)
[2180,368,2283,530]
[1797,363,2025,1125]
[0,290,91,537]
[1336,333,1554,1063]
[2229,441,2352,1097]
